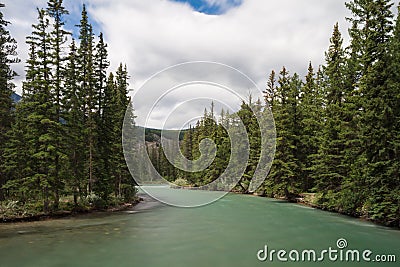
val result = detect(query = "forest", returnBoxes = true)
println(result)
[0,0,137,219]
[0,0,399,227]
[148,0,400,227]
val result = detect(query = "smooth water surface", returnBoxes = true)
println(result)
[0,188,399,267]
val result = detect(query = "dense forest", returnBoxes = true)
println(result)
[0,0,137,218]
[0,0,400,227]
[148,0,400,227]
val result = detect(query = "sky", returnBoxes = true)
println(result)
[3,0,398,129]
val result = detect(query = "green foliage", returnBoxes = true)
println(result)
[0,2,137,215]
[0,3,19,201]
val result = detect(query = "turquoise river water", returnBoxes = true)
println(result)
[0,187,399,267]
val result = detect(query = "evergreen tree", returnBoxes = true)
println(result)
[63,39,85,205]
[76,4,97,195]
[95,32,109,117]
[0,3,19,201]
[180,125,193,182]
[310,23,350,208]
[264,70,276,106]
[46,0,70,208]
[112,64,133,198]
[346,0,396,221]
[2,104,30,202]
[95,72,115,200]
[235,99,261,193]
[22,8,58,211]
[373,2,400,226]
[264,67,302,199]
[387,3,400,225]
[93,33,110,199]
[298,62,323,191]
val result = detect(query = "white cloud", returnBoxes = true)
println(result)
[90,0,353,84]
[4,0,382,128]
[88,0,353,127]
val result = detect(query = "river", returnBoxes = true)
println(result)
[0,187,399,267]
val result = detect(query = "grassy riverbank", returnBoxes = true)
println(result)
[0,195,141,223]
[274,192,400,229]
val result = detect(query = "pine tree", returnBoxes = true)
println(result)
[236,100,261,193]
[298,62,323,191]
[2,21,40,203]
[180,125,193,182]
[95,72,115,200]
[46,0,70,208]
[346,0,396,221]
[2,104,29,202]
[310,23,351,208]
[264,70,276,106]
[76,4,97,195]
[112,64,133,198]
[95,32,109,118]
[214,117,230,190]
[0,3,19,200]
[376,2,400,226]
[264,67,302,199]
[92,33,110,200]
[63,39,85,205]
[22,8,58,211]
[189,120,202,185]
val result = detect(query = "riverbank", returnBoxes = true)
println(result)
[0,197,142,224]
[260,192,400,229]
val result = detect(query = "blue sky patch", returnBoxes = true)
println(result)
[171,0,242,15]
[63,3,102,40]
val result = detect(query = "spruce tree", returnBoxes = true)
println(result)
[95,32,109,117]
[95,72,115,200]
[2,104,30,202]
[46,0,70,208]
[311,23,350,208]
[264,67,301,199]
[0,3,19,200]
[298,62,323,191]
[63,39,85,205]
[92,33,110,199]
[22,8,58,211]
[346,0,395,221]
[236,100,261,193]
[113,64,133,198]
[76,4,97,195]
[378,2,400,226]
